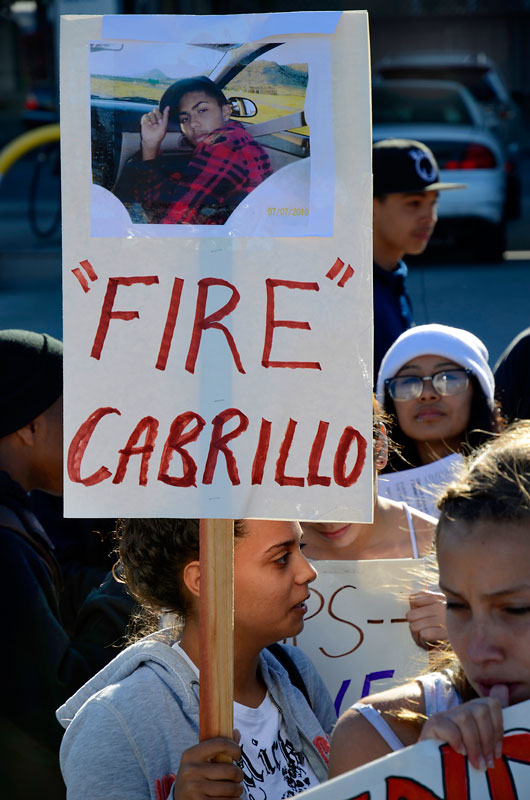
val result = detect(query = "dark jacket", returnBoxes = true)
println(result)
[374,260,414,379]
[494,326,530,423]
[0,472,135,799]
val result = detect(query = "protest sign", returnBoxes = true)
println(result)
[285,559,431,716]
[378,454,464,518]
[299,700,530,799]
[60,11,373,521]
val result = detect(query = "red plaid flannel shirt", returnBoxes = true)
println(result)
[127,121,272,225]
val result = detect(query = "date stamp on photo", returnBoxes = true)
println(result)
[267,207,309,217]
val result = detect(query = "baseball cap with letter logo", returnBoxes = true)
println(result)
[373,138,466,196]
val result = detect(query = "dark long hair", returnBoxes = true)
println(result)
[115,517,247,636]
[381,376,501,473]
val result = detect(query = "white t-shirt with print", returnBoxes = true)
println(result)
[173,643,319,798]
[234,692,319,799]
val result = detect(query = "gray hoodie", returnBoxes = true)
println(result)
[57,632,336,800]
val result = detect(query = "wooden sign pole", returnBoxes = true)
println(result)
[199,518,234,759]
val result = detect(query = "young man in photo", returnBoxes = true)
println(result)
[116,75,273,225]
[372,139,465,375]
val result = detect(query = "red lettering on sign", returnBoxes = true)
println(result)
[158,412,206,488]
[307,420,331,486]
[91,276,159,360]
[333,426,368,487]
[156,277,184,371]
[67,407,369,490]
[304,587,325,622]
[202,408,249,485]
[185,278,244,374]
[113,416,159,485]
[251,418,272,485]
[487,732,530,799]
[275,418,304,487]
[387,744,468,799]
[67,407,121,486]
[262,279,321,369]
[321,586,364,658]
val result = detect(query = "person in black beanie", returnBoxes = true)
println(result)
[372,139,466,377]
[0,330,135,800]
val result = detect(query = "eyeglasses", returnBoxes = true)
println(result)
[385,368,473,402]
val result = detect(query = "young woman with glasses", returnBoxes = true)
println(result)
[376,324,502,473]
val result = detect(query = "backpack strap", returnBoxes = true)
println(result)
[267,642,312,710]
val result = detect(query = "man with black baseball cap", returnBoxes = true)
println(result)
[0,330,133,799]
[372,138,465,375]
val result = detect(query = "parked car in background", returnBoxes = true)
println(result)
[372,79,513,260]
[373,53,523,220]
[374,53,524,158]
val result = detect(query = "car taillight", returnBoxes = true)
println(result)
[443,144,497,169]
[24,94,39,110]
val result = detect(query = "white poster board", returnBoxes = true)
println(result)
[378,454,464,519]
[60,11,373,520]
[285,559,431,716]
[300,700,530,799]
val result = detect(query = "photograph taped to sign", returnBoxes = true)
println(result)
[299,701,530,799]
[90,35,333,238]
[61,11,373,520]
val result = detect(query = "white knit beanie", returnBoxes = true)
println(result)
[376,324,495,409]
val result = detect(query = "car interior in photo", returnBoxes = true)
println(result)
[90,41,310,224]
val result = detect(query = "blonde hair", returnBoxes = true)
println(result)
[437,419,530,533]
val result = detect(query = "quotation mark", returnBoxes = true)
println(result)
[326,257,354,287]
[72,259,98,293]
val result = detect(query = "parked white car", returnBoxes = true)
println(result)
[374,52,524,161]
[372,79,510,260]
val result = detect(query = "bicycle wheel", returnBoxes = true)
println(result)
[28,143,61,239]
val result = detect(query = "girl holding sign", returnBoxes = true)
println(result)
[376,323,501,473]
[301,416,445,648]
[57,518,336,799]
[329,421,530,775]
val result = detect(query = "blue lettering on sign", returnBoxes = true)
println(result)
[361,670,395,698]
[334,679,351,717]
[333,670,397,716]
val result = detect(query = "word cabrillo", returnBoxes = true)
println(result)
[68,268,367,489]
[67,407,367,488]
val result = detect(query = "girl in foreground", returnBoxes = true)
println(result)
[329,420,530,776]
[57,519,336,799]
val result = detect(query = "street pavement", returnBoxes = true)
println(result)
[407,256,530,366]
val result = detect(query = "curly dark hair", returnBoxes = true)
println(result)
[116,518,247,626]
[381,376,501,473]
